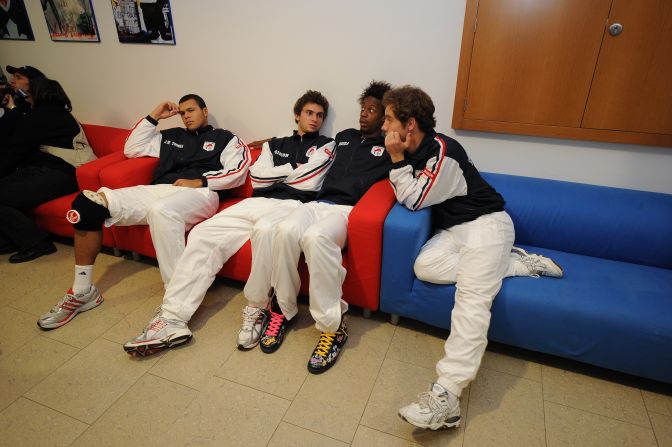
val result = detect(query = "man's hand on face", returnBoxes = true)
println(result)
[2,93,16,109]
[150,101,180,121]
[385,132,410,163]
[173,178,204,188]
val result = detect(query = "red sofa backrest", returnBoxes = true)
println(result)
[82,124,131,157]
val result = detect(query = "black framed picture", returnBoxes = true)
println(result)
[41,0,100,42]
[0,0,35,40]
[111,0,175,45]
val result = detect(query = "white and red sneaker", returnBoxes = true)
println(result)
[123,312,192,356]
[37,286,103,329]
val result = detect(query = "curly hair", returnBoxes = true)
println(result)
[29,78,72,112]
[359,80,392,103]
[382,85,436,133]
[179,94,207,109]
[293,90,329,123]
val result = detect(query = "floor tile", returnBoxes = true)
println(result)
[0,307,41,358]
[169,376,290,447]
[148,287,244,391]
[480,349,542,382]
[351,425,422,446]
[386,321,448,370]
[71,374,198,447]
[100,291,165,344]
[542,365,650,427]
[216,332,314,400]
[649,412,672,447]
[545,401,657,447]
[360,358,467,446]
[282,328,389,443]
[642,389,672,416]
[0,336,78,411]
[0,397,88,447]
[267,422,349,447]
[25,338,159,424]
[463,367,545,447]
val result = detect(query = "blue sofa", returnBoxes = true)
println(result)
[380,173,672,383]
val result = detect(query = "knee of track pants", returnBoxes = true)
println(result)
[67,192,111,231]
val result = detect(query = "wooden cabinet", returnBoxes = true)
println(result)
[452,0,672,147]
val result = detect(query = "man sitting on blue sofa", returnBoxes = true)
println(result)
[38,94,250,330]
[382,85,562,430]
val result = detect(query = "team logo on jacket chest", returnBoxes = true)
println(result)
[306,145,317,157]
[203,141,216,151]
[371,146,385,156]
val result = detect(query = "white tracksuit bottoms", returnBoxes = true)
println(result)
[413,211,516,397]
[272,202,352,333]
[99,184,219,285]
[159,197,302,322]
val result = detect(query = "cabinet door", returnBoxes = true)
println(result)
[582,0,672,134]
[464,0,611,127]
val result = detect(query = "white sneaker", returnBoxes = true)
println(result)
[237,305,269,350]
[123,312,192,356]
[399,383,461,430]
[511,246,564,278]
[38,286,103,329]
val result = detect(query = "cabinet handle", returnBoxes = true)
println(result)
[608,23,623,36]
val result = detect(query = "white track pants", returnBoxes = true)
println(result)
[414,211,515,397]
[272,202,352,333]
[160,197,301,322]
[99,184,219,285]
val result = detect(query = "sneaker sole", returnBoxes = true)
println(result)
[123,333,193,356]
[37,294,104,330]
[398,413,461,430]
[237,339,261,350]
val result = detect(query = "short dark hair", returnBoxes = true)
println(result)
[382,85,436,133]
[293,90,329,123]
[179,94,206,109]
[29,78,72,112]
[359,80,392,103]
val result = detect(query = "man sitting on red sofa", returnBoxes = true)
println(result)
[38,94,250,329]
[262,80,393,374]
[123,90,335,355]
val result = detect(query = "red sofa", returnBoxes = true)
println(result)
[33,124,131,249]
[33,124,396,313]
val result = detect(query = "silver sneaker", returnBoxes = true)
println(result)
[123,312,192,356]
[511,246,564,278]
[237,305,269,350]
[399,383,461,430]
[38,286,103,330]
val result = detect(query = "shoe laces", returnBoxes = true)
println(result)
[313,332,337,357]
[519,254,547,277]
[241,306,262,331]
[147,317,167,332]
[416,390,450,413]
[263,310,285,337]
[51,289,76,312]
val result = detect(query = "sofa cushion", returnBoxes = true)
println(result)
[483,173,672,269]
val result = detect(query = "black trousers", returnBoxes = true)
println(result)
[0,165,78,249]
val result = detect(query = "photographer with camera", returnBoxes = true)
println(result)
[1,65,45,139]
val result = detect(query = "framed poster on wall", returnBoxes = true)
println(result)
[0,0,35,40]
[111,0,175,44]
[41,0,100,42]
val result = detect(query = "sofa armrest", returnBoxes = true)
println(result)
[99,157,160,189]
[380,203,432,313]
[344,180,396,310]
[76,152,128,191]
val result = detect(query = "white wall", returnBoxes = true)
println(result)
[2,0,671,193]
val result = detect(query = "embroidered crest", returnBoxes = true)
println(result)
[371,146,385,156]
[66,209,81,224]
[203,141,215,151]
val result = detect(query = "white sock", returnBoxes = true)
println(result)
[73,265,94,294]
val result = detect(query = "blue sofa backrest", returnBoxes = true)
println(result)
[482,173,672,269]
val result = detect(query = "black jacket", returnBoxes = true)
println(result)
[317,128,392,205]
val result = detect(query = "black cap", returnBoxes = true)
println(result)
[6,65,46,80]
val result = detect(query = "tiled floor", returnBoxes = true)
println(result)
[1,242,671,447]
